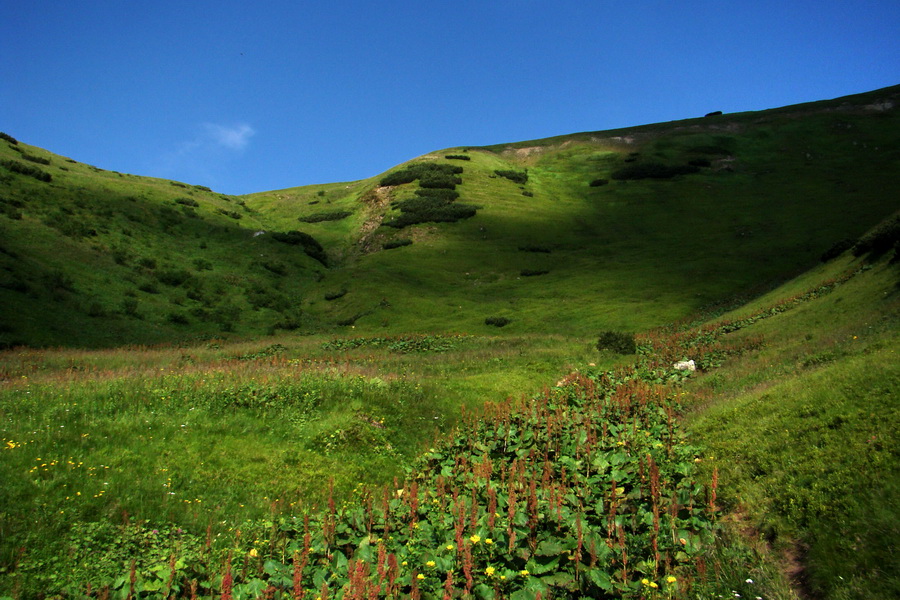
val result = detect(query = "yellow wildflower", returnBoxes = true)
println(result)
[426,561,436,568]
[667,575,677,583]
[649,582,658,589]
[446,544,455,551]
[248,548,258,558]
[416,573,425,580]
[469,534,481,544]
[519,569,529,577]
[641,579,650,586]
[485,538,493,545]
[485,566,495,576]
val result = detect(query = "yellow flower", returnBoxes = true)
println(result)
[485,538,493,545]
[667,575,677,584]
[248,548,258,558]
[641,579,650,586]
[469,534,481,544]
[485,566,495,576]
[402,561,408,566]
[446,544,455,551]
[426,561,436,568]
[416,573,425,580]
[649,582,658,589]
[519,569,529,577]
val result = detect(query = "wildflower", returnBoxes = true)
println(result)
[485,538,493,545]
[649,582,658,589]
[667,575,677,584]
[446,544,455,551]
[745,578,754,584]
[469,534,481,544]
[402,561,408,566]
[426,561,436,568]
[417,574,425,580]
[642,579,650,586]
[485,566,495,576]
[249,548,258,558]
[519,570,529,577]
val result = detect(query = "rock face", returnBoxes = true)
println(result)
[674,359,696,372]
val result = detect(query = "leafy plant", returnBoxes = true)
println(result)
[494,169,528,184]
[596,330,636,354]
[298,210,352,223]
[485,316,510,327]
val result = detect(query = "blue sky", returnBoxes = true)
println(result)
[3,1,898,195]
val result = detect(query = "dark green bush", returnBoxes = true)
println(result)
[596,330,636,354]
[174,197,199,207]
[520,269,549,277]
[271,230,328,265]
[820,239,856,262]
[445,154,470,161]
[337,314,362,327]
[494,169,528,184]
[21,153,50,165]
[418,172,461,189]
[167,312,189,325]
[384,204,477,228]
[324,289,347,301]
[589,178,609,187]
[298,210,352,223]
[216,208,242,220]
[192,258,213,271]
[688,158,712,167]
[519,245,551,253]
[485,316,510,327]
[156,269,191,287]
[138,281,159,294]
[383,239,413,250]
[380,163,463,187]
[415,188,459,201]
[0,132,18,145]
[852,214,900,258]
[137,257,157,270]
[0,159,51,182]
[522,191,534,197]
[611,162,699,180]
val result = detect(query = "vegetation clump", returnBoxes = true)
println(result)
[485,316,510,327]
[596,330,636,354]
[380,162,463,187]
[0,159,52,182]
[852,213,900,258]
[383,238,413,250]
[611,162,699,181]
[494,169,528,184]
[0,132,18,145]
[270,230,328,265]
[298,210,352,223]
[445,154,471,160]
[589,178,609,187]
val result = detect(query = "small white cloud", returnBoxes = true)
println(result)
[202,123,255,151]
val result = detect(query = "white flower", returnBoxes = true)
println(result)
[745,578,754,584]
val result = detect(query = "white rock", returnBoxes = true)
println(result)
[674,359,696,372]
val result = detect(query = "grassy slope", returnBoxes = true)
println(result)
[245,84,900,340]
[682,255,900,599]
[0,86,899,597]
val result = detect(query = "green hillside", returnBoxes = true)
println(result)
[2,85,899,347]
[0,86,898,599]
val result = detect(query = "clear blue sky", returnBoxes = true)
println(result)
[3,1,898,195]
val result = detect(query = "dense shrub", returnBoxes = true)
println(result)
[22,153,50,165]
[415,188,459,201]
[852,214,900,258]
[589,178,609,187]
[167,312,189,325]
[484,316,510,327]
[192,258,213,271]
[688,158,712,167]
[156,269,192,287]
[0,159,51,182]
[522,190,534,197]
[611,162,700,180]
[445,154,470,160]
[324,289,347,301]
[383,238,413,250]
[216,208,242,219]
[380,163,463,187]
[0,132,18,145]
[418,172,462,189]
[271,230,328,265]
[174,197,199,207]
[494,169,528,184]
[384,204,477,228]
[820,239,856,262]
[519,245,551,253]
[298,210,352,223]
[596,330,636,354]
[520,269,549,277]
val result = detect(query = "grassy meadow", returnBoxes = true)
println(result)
[0,86,899,598]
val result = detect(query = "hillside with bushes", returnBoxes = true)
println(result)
[0,85,898,599]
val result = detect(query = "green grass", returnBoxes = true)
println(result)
[0,85,899,598]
